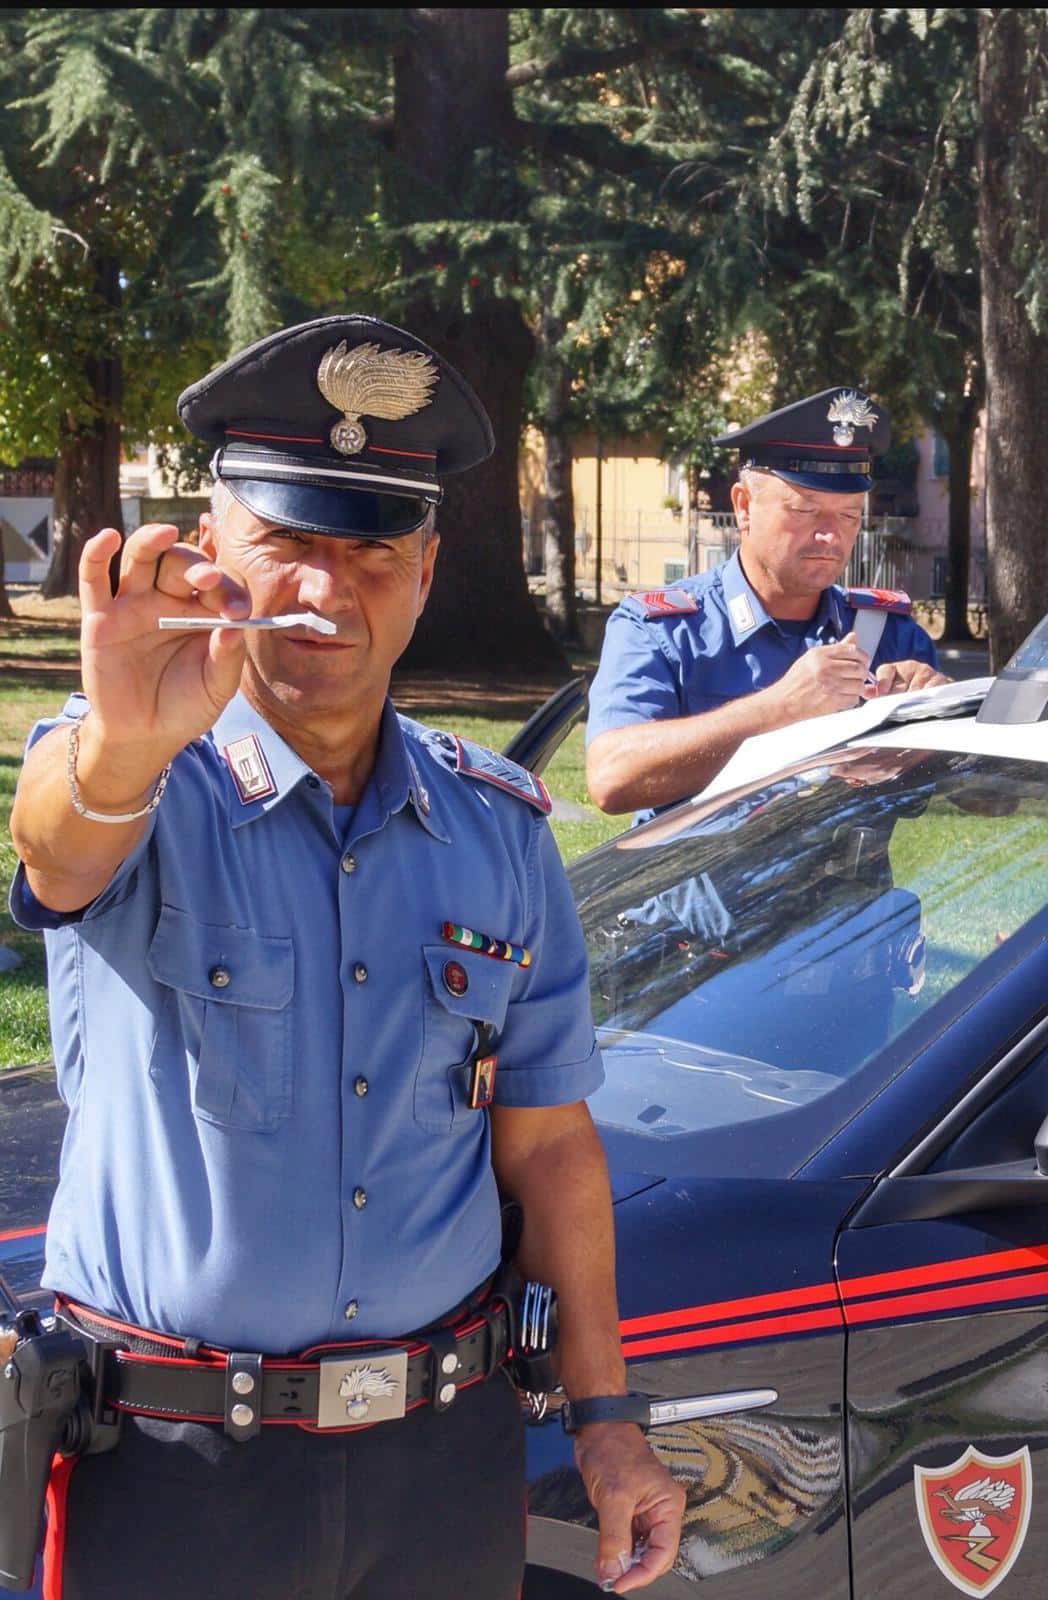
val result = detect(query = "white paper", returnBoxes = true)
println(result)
[157,612,336,635]
[697,677,993,804]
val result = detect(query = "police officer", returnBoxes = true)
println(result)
[8,317,684,1599]
[586,388,948,821]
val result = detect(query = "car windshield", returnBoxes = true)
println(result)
[571,745,1048,1169]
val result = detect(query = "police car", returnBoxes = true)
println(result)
[6,632,1048,1600]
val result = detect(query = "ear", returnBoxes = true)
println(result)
[730,480,751,534]
[415,531,440,618]
[198,510,219,561]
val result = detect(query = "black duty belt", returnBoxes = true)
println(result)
[57,1296,512,1443]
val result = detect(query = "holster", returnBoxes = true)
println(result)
[0,1310,121,1592]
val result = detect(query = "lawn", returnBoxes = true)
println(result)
[0,598,621,1069]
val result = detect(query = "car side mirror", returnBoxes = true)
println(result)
[1035,1113,1048,1177]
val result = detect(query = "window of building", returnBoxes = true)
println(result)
[932,433,950,479]
[664,561,685,583]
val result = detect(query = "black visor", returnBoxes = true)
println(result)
[225,476,433,539]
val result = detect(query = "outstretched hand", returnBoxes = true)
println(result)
[79,523,250,773]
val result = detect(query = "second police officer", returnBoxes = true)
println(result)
[586,389,949,821]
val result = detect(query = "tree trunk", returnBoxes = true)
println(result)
[392,9,567,674]
[42,255,124,600]
[939,398,975,643]
[538,307,578,644]
[978,11,1048,670]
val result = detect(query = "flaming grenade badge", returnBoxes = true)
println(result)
[317,341,439,456]
[826,390,879,447]
[337,1363,401,1421]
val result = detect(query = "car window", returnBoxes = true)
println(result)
[571,749,1048,1159]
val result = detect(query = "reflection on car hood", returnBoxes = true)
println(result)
[591,1028,845,1138]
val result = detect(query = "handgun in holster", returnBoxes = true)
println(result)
[0,1304,121,1592]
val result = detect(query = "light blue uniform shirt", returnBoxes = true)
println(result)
[11,694,602,1351]
[586,551,937,820]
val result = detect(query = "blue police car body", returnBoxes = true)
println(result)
[5,695,1048,1600]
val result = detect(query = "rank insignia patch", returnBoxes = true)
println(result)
[915,1445,1032,1596]
[451,737,551,814]
[630,589,699,619]
[222,734,277,804]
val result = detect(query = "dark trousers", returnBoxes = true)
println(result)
[44,1369,525,1600]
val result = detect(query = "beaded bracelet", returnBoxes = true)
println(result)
[66,720,171,824]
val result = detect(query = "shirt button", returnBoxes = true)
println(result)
[306,775,320,789]
[209,966,231,989]
[344,1300,359,1320]
[340,853,357,875]
[354,1077,369,1097]
[353,963,368,984]
[353,1187,367,1210]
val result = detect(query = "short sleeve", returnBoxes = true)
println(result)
[586,603,683,744]
[492,820,603,1106]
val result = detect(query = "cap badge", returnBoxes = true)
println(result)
[317,340,439,456]
[826,390,879,447]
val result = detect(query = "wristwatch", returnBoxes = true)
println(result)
[560,1393,651,1434]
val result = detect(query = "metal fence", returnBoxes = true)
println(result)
[525,508,922,600]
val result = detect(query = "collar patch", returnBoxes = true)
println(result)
[729,592,756,634]
[223,734,277,804]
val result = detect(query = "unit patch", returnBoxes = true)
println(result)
[915,1445,1032,1597]
[222,734,277,804]
[629,589,699,619]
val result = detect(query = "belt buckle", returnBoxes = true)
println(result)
[316,1350,409,1428]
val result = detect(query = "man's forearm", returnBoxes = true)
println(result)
[586,685,786,815]
[10,721,163,912]
[493,1105,626,1399]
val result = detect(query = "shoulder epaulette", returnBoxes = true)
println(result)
[625,588,699,619]
[842,586,911,616]
[419,730,551,814]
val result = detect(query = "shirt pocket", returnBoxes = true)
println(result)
[414,945,516,1133]
[147,905,295,1133]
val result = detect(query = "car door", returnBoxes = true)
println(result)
[837,1028,1048,1600]
[525,1172,861,1600]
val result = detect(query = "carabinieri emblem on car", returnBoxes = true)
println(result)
[914,1445,1032,1596]
[826,389,879,447]
[317,341,439,455]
